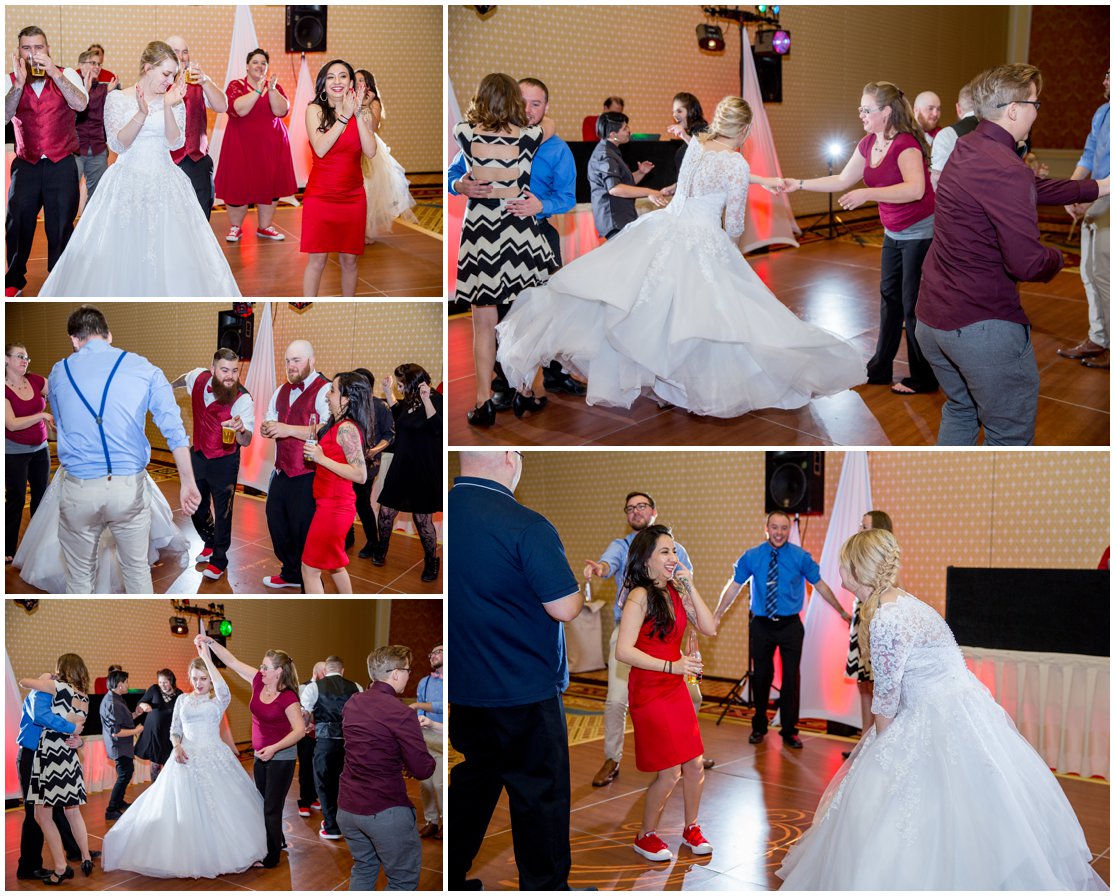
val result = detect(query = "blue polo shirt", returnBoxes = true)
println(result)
[1078,102,1110,179]
[17,689,76,751]
[733,541,821,618]
[416,674,443,725]
[448,476,579,708]
[599,531,692,624]
[448,134,576,220]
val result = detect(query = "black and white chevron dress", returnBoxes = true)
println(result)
[28,682,87,807]
[454,122,555,305]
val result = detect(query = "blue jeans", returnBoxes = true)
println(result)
[917,319,1039,445]
[337,805,420,890]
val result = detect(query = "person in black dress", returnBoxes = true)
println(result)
[371,363,442,582]
[345,367,395,559]
[134,669,183,781]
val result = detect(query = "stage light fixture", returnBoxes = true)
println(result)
[827,141,843,162]
[755,28,792,56]
[696,23,726,52]
[170,616,189,635]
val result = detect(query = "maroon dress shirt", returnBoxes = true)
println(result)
[917,119,1099,331]
[338,681,435,816]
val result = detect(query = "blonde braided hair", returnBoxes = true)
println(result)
[840,529,901,678]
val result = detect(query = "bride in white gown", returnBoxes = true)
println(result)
[38,40,240,297]
[12,467,189,593]
[102,640,266,878]
[496,96,865,418]
[778,529,1106,890]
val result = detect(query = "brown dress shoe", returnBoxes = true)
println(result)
[592,757,619,787]
[1057,339,1106,359]
[702,758,716,770]
[1082,351,1109,369]
[418,821,438,838]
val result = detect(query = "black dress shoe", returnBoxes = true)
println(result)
[490,389,515,412]
[748,732,765,745]
[15,867,51,880]
[544,374,587,396]
[105,809,122,820]
[358,542,376,560]
[512,392,548,418]
[783,735,804,749]
[466,400,496,427]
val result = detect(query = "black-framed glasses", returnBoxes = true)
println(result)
[997,100,1041,110]
[624,502,653,514]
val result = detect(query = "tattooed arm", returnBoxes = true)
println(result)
[304,420,367,484]
[672,562,718,636]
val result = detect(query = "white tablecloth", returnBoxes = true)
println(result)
[962,646,1109,779]
[78,736,153,792]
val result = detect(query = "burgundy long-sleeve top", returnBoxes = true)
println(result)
[917,119,1099,330]
[338,681,436,816]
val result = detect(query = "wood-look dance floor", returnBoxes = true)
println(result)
[448,239,1110,446]
[5,471,441,595]
[17,206,442,298]
[4,754,443,891]
[459,710,1110,890]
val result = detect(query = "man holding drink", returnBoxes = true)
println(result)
[172,348,255,581]
[165,35,228,219]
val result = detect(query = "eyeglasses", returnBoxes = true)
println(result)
[857,107,881,115]
[8,354,30,362]
[624,502,653,514]
[396,667,411,674]
[259,664,278,671]
[997,100,1041,110]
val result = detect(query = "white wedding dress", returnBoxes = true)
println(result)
[38,89,241,297]
[364,132,418,240]
[777,593,1106,890]
[102,672,266,878]
[12,467,189,594]
[495,139,865,417]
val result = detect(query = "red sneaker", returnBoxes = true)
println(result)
[298,806,312,818]
[682,822,713,855]
[633,831,672,862]
[263,575,299,589]
[202,564,224,580]
[256,226,285,241]
[195,547,213,564]
[311,800,321,811]
[4,287,22,297]
[225,225,242,242]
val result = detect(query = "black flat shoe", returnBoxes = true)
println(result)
[748,731,765,744]
[490,389,515,412]
[466,400,496,427]
[43,867,74,886]
[544,374,587,396]
[81,859,93,877]
[512,392,548,418]
[358,543,376,560]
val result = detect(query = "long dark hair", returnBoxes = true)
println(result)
[355,68,383,117]
[395,363,432,408]
[318,372,373,446]
[312,58,356,132]
[673,92,709,135]
[622,524,677,642]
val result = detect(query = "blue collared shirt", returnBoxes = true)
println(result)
[48,339,188,479]
[416,673,443,725]
[448,134,576,220]
[599,531,692,624]
[17,689,76,751]
[733,541,821,618]
[1078,102,1110,179]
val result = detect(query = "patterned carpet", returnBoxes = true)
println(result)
[407,176,442,236]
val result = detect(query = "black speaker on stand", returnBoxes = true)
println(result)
[217,310,254,360]
[765,452,824,515]
[286,5,328,53]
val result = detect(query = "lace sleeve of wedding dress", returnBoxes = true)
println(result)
[170,690,185,742]
[723,153,750,240]
[166,99,186,152]
[869,603,914,718]
[104,90,134,155]
[211,667,233,713]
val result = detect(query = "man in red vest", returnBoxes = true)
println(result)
[4,26,88,297]
[166,35,228,219]
[172,348,255,582]
[260,340,331,590]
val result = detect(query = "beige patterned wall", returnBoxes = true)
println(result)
[7,5,442,171]
[5,301,443,451]
[448,4,1011,214]
[450,451,1109,679]
[5,598,390,741]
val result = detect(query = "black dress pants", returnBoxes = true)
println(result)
[253,756,296,866]
[6,446,49,556]
[107,755,133,811]
[868,235,938,391]
[349,457,381,550]
[312,737,345,835]
[750,615,805,739]
[176,153,215,220]
[191,450,240,570]
[265,470,315,585]
[449,696,572,890]
[296,733,317,807]
[18,746,79,874]
[6,155,78,290]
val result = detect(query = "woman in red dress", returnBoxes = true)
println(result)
[301,372,372,593]
[616,524,718,863]
[214,48,297,243]
[301,60,377,297]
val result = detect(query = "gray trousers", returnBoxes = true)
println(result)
[337,804,420,891]
[1082,194,1110,348]
[75,150,108,200]
[917,318,1039,445]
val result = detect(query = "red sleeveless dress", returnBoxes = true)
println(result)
[302,422,362,569]
[301,116,367,256]
[628,583,704,772]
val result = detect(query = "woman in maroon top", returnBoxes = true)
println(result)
[198,636,304,869]
[786,81,939,395]
[5,343,53,562]
[213,48,297,244]
[301,372,371,593]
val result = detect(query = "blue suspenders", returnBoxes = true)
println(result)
[63,351,127,479]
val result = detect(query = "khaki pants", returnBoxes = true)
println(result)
[58,471,151,593]
[420,725,443,824]
[1082,194,1110,349]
